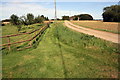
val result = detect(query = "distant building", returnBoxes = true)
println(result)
[2,22,10,24]
[2,19,10,24]
[69,16,75,21]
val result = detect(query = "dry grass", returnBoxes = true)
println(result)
[71,20,119,33]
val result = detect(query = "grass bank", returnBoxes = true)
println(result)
[2,22,119,78]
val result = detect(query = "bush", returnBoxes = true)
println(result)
[1,24,5,26]
[62,16,70,20]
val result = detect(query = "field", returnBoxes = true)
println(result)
[71,21,119,34]
[2,22,119,78]
[1,23,45,51]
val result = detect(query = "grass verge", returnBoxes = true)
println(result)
[2,22,119,78]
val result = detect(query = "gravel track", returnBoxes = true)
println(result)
[64,21,120,43]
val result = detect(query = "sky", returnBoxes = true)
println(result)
[0,1,119,20]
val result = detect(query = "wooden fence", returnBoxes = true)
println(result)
[0,23,49,51]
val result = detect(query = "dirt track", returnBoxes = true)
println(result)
[64,21,120,43]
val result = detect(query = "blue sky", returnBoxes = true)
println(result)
[0,2,118,20]
[56,2,118,19]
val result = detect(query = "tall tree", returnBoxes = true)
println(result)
[34,15,44,23]
[20,16,28,25]
[10,14,22,31]
[46,17,49,21]
[27,13,34,25]
[102,5,120,22]
[41,15,45,21]
[10,14,20,25]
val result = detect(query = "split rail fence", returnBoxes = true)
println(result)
[0,23,50,51]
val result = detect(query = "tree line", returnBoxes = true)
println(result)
[62,5,120,22]
[102,5,120,22]
[62,14,93,20]
[8,13,49,31]
[10,13,49,26]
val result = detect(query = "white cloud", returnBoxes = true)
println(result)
[0,3,84,19]
[0,2,102,20]
[1,3,54,19]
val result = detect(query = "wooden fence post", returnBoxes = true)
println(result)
[1,25,49,51]
[34,30,37,42]
[8,37,11,51]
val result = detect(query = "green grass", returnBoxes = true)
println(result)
[1,23,44,50]
[19,23,44,33]
[2,24,44,36]
[73,23,120,34]
[2,24,18,36]
[2,22,119,78]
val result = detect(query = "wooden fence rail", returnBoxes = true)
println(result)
[0,23,49,51]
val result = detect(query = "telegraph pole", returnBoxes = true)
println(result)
[54,0,57,20]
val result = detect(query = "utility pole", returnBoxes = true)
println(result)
[54,0,57,20]
[69,10,71,16]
